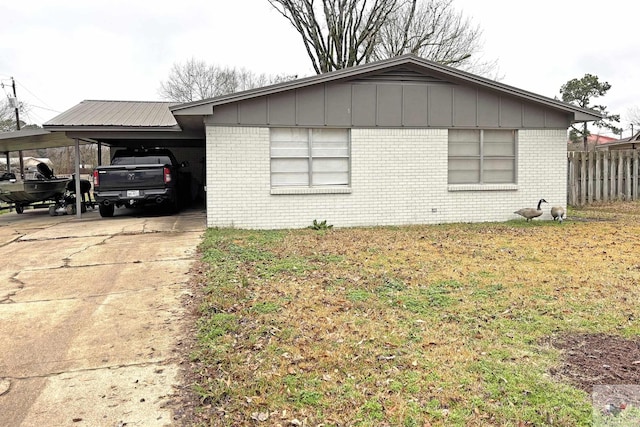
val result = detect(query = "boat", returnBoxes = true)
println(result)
[0,164,71,213]
[0,178,69,202]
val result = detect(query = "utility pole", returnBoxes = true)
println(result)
[11,77,20,131]
[10,77,24,178]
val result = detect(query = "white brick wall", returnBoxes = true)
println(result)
[205,126,567,229]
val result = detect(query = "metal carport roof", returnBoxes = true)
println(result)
[1,100,205,218]
[42,100,204,148]
[0,128,92,152]
[44,100,181,129]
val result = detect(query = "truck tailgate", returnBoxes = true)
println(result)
[96,165,165,190]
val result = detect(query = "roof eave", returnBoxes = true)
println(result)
[0,129,87,152]
[41,125,184,132]
[573,111,603,123]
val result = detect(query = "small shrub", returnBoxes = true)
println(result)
[309,219,333,230]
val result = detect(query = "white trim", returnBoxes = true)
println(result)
[271,187,352,195]
[448,184,518,192]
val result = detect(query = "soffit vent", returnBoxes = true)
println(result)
[352,67,450,84]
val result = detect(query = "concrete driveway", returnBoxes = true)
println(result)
[0,206,205,426]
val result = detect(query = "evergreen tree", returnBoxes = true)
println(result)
[560,74,621,150]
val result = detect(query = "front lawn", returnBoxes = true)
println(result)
[182,202,640,426]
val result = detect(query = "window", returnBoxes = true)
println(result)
[112,155,173,166]
[270,128,350,187]
[448,129,516,184]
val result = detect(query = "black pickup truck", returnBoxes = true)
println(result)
[92,148,189,217]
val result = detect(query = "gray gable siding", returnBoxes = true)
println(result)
[207,80,571,129]
[325,84,352,126]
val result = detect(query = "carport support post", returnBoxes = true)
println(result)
[18,151,24,179]
[74,138,82,218]
[4,152,8,173]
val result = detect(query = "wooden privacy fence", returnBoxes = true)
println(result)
[567,150,640,206]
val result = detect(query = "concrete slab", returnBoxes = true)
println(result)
[0,236,107,271]
[65,286,184,368]
[0,207,205,426]
[9,260,195,304]
[68,232,201,267]
[19,365,180,427]
[0,300,81,377]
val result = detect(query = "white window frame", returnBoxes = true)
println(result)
[270,128,351,193]
[447,129,518,188]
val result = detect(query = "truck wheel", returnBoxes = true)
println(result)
[99,203,115,218]
[15,204,24,214]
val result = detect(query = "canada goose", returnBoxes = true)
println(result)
[514,199,547,221]
[551,206,565,223]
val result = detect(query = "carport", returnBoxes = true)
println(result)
[1,100,206,218]
[0,128,95,217]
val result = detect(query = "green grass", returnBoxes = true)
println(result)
[186,203,640,426]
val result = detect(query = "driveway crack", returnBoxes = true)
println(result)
[61,235,114,267]
[1,274,26,304]
[3,360,177,381]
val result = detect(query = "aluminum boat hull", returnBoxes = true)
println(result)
[0,178,69,204]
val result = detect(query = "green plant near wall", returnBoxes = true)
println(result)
[308,219,333,230]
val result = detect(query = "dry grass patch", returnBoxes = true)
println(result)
[181,202,640,426]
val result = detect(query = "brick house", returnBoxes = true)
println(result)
[168,54,599,229]
[36,54,599,228]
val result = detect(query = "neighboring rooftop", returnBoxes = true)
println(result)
[595,131,640,150]
[586,134,618,145]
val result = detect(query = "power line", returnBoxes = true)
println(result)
[16,80,56,111]
[22,108,47,125]
[30,104,60,113]
[0,77,61,126]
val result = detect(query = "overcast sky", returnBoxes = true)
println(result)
[1,0,637,137]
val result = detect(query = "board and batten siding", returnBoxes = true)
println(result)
[207,81,571,129]
[205,126,567,229]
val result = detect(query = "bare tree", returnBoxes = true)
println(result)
[267,0,495,75]
[31,144,101,175]
[372,0,496,75]
[0,100,14,132]
[0,98,30,132]
[159,58,296,103]
[268,0,399,73]
[625,106,640,136]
